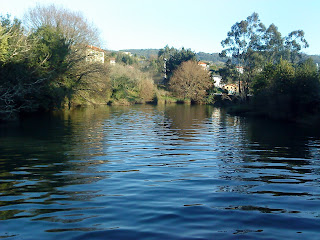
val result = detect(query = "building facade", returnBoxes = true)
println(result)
[86,45,105,64]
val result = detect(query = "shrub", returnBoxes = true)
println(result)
[109,64,155,103]
[169,60,213,103]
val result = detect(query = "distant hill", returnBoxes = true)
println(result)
[121,49,320,65]
[121,49,228,63]
[305,54,320,64]
[196,52,228,63]
[121,49,160,58]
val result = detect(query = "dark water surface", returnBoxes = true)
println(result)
[1,105,320,239]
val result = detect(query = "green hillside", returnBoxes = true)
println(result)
[121,49,320,65]
[121,49,159,58]
[121,49,228,63]
[305,54,320,64]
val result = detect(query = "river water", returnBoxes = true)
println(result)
[0,105,320,239]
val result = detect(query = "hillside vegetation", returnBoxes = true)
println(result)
[121,49,228,63]
[121,49,319,64]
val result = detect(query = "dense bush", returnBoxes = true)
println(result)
[109,64,155,104]
[169,60,213,103]
[0,5,109,120]
[251,58,320,119]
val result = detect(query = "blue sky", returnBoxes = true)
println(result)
[1,0,319,55]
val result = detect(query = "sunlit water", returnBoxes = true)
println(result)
[1,105,320,240]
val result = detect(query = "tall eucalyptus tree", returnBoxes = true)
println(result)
[220,12,309,96]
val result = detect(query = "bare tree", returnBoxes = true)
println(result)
[23,4,109,108]
[0,5,109,120]
[24,4,100,46]
[169,61,213,102]
[23,4,104,81]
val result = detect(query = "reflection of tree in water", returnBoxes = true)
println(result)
[245,118,318,160]
[0,107,111,220]
[240,118,320,188]
[211,107,320,168]
[1,105,320,222]
[154,104,213,141]
[210,108,320,206]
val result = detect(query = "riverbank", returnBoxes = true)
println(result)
[224,101,320,127]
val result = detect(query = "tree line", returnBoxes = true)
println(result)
[218,12,320,121]
[0,4,110,120]
[1,6,319,122]
[120,49,230,64]
[0,4,213,121]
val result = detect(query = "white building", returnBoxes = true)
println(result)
[198,61,209,70]
[86,45,105,64]
[121,51,133,57]
[109,58,116,65]
[212,75,223,88]
[236,66,244,74]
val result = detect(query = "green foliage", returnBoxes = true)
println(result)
[252,59,296,96]
[218,59,238,84]
[31,25,70,72]
[109,64,155,104]
[119,49,228,64]
[293,58,320,111]
[0,15,39,119]
[167,48,196,77]
[0,15,23,64]
[121,49,159,59]
[272,59,295,93]
[20,25,72,110]
[251,62,275,94]
[221,12,309,96]
[305,54,320,65]
[196,52,227,63]
[221,12,309,65]
[115,52,138,65]
[0,6,110,120]
[262,24,283,60]
[251,58,320,120]
[0,25,9,63]
[285,30,309,63]
[158,45,196,83]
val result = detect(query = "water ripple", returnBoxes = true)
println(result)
[1,105,320,239]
